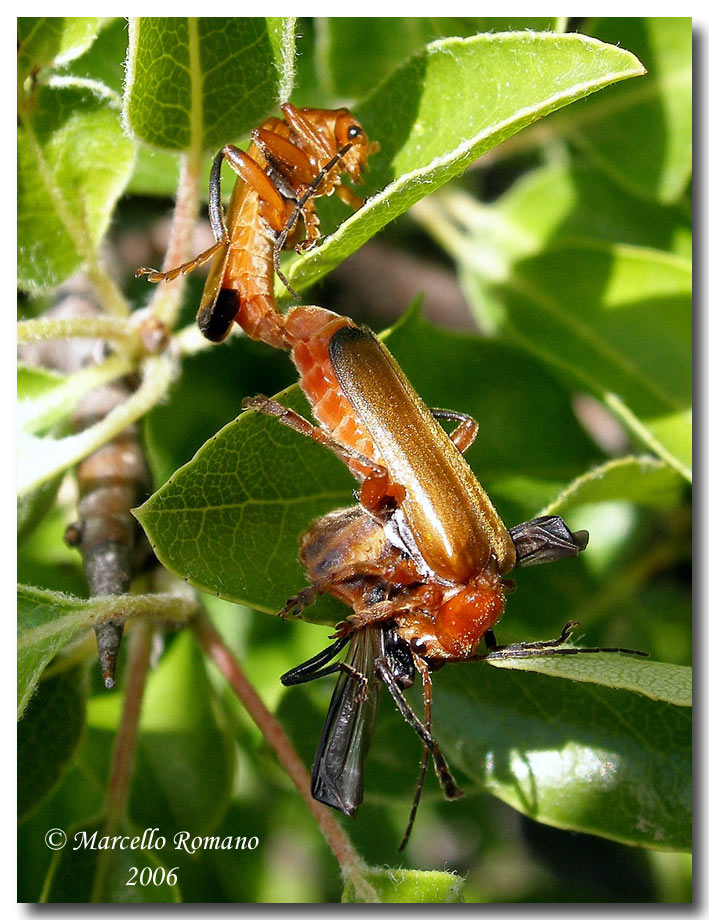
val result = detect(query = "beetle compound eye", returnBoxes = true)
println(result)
[348,124,364,140]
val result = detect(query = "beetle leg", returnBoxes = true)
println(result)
[137,142,288,285]
[243,395,392,487]
[294,198,321,252]
[483,628,497,649]
[281,635,351,685]
[135,240,226,284]
[278,585,319,619]
[431,408,479,455]
[281,642,369,701]
[251,127,315,186]
[335,183,364,210]
[398,655,433,851]
[464,621,648,660]
[281,102,331,160]
[274,142,354,294]
[374,656,463,801]
[359,469,406,514]
[215,145,288,233]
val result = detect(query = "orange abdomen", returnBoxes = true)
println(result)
[285,307,381,477]
[221,185,290,349]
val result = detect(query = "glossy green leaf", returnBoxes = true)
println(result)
[124,17,296,152]
[487,19,692,206]
[342,867,465,903]
[134,312,602,616]
[434,662,691,850]
[18,17,104,83]
[128,632,234,838]
[278,635,690,854]
[18,666,87,822]
[135,385,353,622]
[18,81,135,293]
[286,31,645,292]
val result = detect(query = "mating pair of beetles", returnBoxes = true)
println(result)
[139,102,641,846]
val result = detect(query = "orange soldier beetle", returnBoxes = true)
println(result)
[245,325,644,844]
[137,103,378,345]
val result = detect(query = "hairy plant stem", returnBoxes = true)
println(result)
[150,149,204,329]
[17,315,135,347]
[192,612,377,902]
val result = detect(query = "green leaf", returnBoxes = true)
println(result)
[127,632,234,837]
[18,81,135,293]
[493,164,692,260]
[489,651,691,707]
[124,17,296,152]
[574,18,692,204]
[279,646,691,858]
[541,456,685,515]
[18,475,65,542]
[342,866,465,903]
[18,666,87,822]
[434,662,691,850]
[143,337,294,488]
[17,585,198,718]
[18,585,92,718]
[136,386,353,622]
[432,209,692,479]
[483,243,691,479]
[18,17,104,83]
[286,31,645,292]
[318,18,562,101]
[135,313,602,616]
[58,17,127,95]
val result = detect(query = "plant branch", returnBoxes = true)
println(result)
[104,620,153,825]
[191,612,378,902]
[18,352,177,496]
[18,315,135,347]
[150,149,204,329]
[91,619,153,900]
